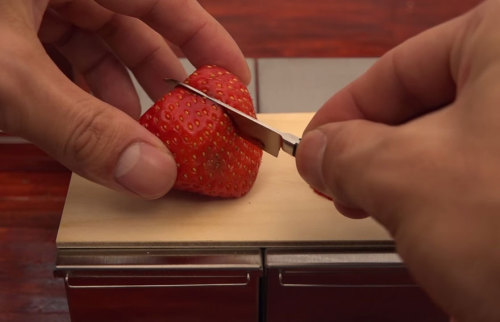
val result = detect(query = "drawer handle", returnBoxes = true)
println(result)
[279,272,416,288]
[65,273,250,289]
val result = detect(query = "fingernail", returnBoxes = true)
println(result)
[115,142,177,199]
[296,129,328,194]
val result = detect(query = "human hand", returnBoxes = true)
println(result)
[296,0,500,321]
[0,0,249,199]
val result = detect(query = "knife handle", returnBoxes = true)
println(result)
[281,133,301,157]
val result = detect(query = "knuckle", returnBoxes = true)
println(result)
[323,121,370,184]
[62,102,117,176]
[324,121,393,208]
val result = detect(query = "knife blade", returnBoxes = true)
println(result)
[167,80,301,157]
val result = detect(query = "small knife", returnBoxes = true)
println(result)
[168,80,301,157]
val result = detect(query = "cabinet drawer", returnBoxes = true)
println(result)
[265,250,447,322]
[55,249,262,322]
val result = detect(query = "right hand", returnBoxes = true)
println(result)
[296,0,500,321]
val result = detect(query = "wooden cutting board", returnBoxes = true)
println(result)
[56,113,391,248]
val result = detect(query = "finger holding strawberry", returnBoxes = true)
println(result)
[0,0,249,200]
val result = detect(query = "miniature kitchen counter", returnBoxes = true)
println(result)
[55,113,446,321]
[57,114,389,248]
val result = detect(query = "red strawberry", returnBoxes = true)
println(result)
[312,187,333,201]
[139,65,263,198]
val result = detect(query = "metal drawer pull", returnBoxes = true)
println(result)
[65,273,250,289]
[279,272,416,288]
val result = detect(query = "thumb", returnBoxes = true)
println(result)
[0,40,176,199]
[296,119,397,220]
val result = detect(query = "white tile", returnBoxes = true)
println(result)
[131,58,257,115]
[130,71,154,114]
[257,58,377,113]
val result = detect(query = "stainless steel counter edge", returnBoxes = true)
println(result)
[265,250,402,268]
[55,240,395,249]
[55,248,263,276]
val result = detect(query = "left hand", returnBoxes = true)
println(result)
[0,0,249,199]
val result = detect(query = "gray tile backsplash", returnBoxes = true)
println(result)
[132,57,377,115]
[0,58,377,144]
[257,58,377,113]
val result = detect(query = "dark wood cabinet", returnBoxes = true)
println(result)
[55,249,262,322]
[265,249,447,322]
[55,248,447,322]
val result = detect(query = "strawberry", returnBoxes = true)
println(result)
[312,187,333,201]
[139,65,263,198]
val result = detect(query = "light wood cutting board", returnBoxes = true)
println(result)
[56,113,391,248]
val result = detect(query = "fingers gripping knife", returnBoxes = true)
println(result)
[167,80,302,157]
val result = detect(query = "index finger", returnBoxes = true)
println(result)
[95,0,250,84]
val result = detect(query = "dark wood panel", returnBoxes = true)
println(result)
[0,228,70,321]
[0,314,70,322]
[0,144,67,172]
[266,267,447,322]
[200,0,482,57]
[64,271,260,322]
[0,145,70,320]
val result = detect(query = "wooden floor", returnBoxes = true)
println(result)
[0,1,481,320]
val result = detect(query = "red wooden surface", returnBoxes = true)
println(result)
[0,145,71,322]
[0,1,482,320]
[199,0,481,57]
